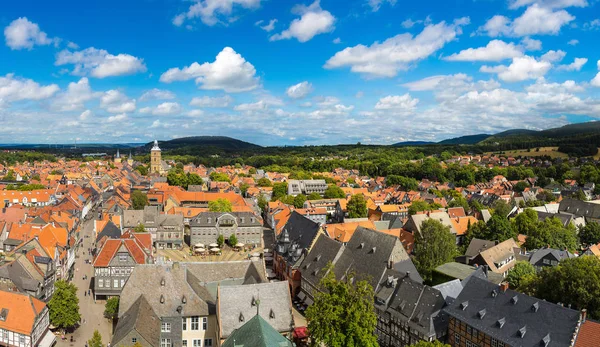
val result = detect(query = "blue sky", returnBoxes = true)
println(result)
[1,0,600,146]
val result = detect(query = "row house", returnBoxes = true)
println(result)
[0,290,55,347]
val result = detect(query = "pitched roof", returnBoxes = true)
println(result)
[221,315,294,347]
[575,319,600,347]
[444,276,581,347]
[111,295,160,347]
[218,282,293,338]
[0,290,46,335]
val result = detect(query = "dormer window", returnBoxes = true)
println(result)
[370,247,376,254]
[269,309,275,319]
[532,302,539,312]
[478,309,486,319]
[161,278,165,286]
[251,297,257,307]
[542,334,551,346]
[182,296,187,304]
[359,242,365,249]
[160,295,165,304]
[491,289,498,297]
[518,326,527,338]
[239,313,244,322]
[460,301,469,310]
[497,317,506,328]
[511,295,519,305]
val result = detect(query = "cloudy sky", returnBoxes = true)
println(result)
[1,0,600,146]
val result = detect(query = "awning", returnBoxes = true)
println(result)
[293,327,309,339]
[38,331,56,347]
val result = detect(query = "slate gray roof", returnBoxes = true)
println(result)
[465,238,497,258]
[528,248,575,265]
[299,233,345,290]
[444,276,581,347]
[275,212,321,267]
[433,279,463,304]
[559,198,600,219]
[96,220,121,242]
[434,262,504,285]
[376,273,448,340]
[218,282,294,339]
[332,226,411,291]
[190,212,261,227]
[537,212,574,228]
[112,295,160,347]
[119,261,267,318]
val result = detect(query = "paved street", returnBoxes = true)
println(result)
[56,215,113,347]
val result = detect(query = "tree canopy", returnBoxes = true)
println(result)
[305,263,378,347]
[209,172,231,182]
[88,330,104,347]
[208,198,233,212]
[414,219,457,281]
[324,185,345,199]
[104,297,119,321]
[347,194,368,218]
[256,177,272,187]
[48,280,81,330]
[272,182,288,201]
[293,194,307,208]
[579,222,600,246]
[534,256,600,319]
[131,190,148,210]
[167,168,204,189]
[505,261,537,292]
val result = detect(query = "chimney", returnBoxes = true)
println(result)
[500,282,509,292]
[582,309,587,322]
[387,259,393,269]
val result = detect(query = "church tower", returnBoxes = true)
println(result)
[127,151,134,166]
[114,149,122,164]
[150,140,161,174]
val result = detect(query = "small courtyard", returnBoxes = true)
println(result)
[157,244,267,262]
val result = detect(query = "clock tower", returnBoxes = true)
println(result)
[150,140,161,174]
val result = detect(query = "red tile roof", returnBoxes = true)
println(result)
[575,319,600,347]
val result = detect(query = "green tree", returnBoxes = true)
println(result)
[209,172,231,182]
[408,200,431,215]
[305,264,378,347]
[187,173,203,187]
[293,194,307,208]
[448,196,469,212]
[131,190,148,210]
[104,297,119,321]
[505,261,537,291]
[484,214,517,242]
[324,185,345,199]
[88,330,104,347]
[248,168,257,174]
[134,223,146,233]
[3,170,16,181]
[208,198,233,212]
[513,209,539,236]
[256,177,272,187]
[347,194,367,218]
[579,222,600,246]
[409,341,450,347]
[535,256,600,319]
[272,182,288,201]
[513,181,530,193]
[414,219,457,281]
[239,183,250,197]
[524,217,578,251]
[492,200,512,218]
[307,192,322,200]
[30,174,41,181]
[135,165,148,176]
[48,280,80,330]
[257,194,267,212]
[229,234,238,247]
[217,234,225,248]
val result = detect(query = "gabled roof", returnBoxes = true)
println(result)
[218,282,293,338]
[444,276,580,347]
[0,290,46,335]
[221,314,294,347]
[111,295,159,347]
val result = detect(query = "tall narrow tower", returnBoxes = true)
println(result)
[150,140,161,174]
[114,149,122,164]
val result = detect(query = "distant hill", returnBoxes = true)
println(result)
[438,134,492,145]
[141,136,262,152]
[393,141,435,147]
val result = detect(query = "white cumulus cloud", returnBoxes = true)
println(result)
[374,94,419,111]
[286,81,314,99]
[101,90,136,113]
[324,18,469,78]
[173,0,263,27]
[159,47,259,92]
[51,77,98,112]
[0,74,59,105]
[55,47,147,78]
[140,89,176,101]
[479,5,574,37]
[139,102,182,116]
[445,40,523,62]
[189,95,234,107]
[4,17,54,50]
[481,55,551,82]
[270,1,336,43]
[256,19,278,32]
